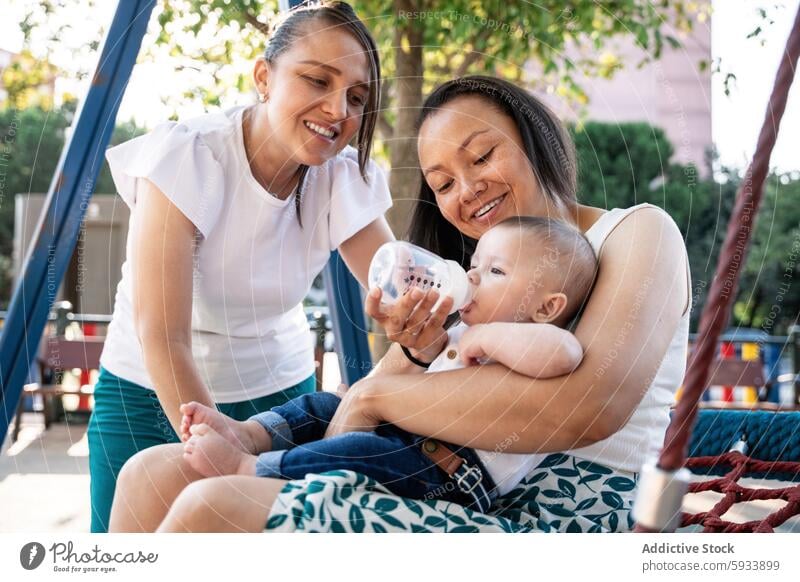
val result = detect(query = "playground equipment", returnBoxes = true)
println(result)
[632,3,800,533]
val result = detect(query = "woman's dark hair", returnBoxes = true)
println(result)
[407,75,577,270]
[264,1,381,223]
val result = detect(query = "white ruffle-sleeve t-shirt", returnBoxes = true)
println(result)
[100,106,392,402]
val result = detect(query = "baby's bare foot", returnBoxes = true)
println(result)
[183,424,250,477]
[179,402,256,454]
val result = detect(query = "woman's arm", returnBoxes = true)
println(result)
[337,217,394,288]
[458,323,583,378]
[328,208,689,454]
[130,179,215,435]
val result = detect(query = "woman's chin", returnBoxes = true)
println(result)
[297,150,332,167]
[296,141,344,166]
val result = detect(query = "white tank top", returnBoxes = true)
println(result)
[565,203,691,473]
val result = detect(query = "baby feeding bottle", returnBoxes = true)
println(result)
[368,241,472,314]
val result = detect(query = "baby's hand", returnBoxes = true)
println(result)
[179,402,256,454]
[183,424,252,478]
[458,324,492,366]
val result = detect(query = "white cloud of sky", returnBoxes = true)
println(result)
[712,0,800,173]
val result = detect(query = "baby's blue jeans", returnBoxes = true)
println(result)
[249,392,495,511]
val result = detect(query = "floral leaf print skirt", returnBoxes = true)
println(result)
[265,454,638,533]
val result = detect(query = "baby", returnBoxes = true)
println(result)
[180,217,597,512]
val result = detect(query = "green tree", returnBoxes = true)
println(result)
[0,50,58,109]
[18,0,708,235]
[0,104,144,306]
[359,0,704,234]
[572,119,799,333]
[574,121,726,331]
[734,173,800,333]
[573,121,677,211]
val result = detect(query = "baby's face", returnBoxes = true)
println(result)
[460,226,556,325]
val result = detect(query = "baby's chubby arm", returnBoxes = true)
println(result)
[459,322,583,378]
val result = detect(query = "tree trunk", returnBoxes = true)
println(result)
[388,0,424,240]
[370,0,425,362]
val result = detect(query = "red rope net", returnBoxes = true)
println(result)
[681,452,800,532]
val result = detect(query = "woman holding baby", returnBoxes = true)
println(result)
[105,2,690,533]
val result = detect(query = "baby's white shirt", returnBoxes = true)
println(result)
[428,323,545,496]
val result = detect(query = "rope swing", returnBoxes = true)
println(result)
[633,4,800,533]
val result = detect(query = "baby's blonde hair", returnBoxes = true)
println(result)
[496,216,598,324]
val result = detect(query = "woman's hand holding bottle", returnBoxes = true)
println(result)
[365,241,469,364]
[365,286,453,364]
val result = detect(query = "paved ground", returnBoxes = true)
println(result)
[2,414,798,533]
[1,414,91,533]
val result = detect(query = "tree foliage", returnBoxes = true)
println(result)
[0,50,58,109]
[0,105,143,305]
[573,121,800,334]
[735,174,800,333]
[12,0,711,233]
[74,0,704,117]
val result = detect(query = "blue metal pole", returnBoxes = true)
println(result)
[0,0,156,444]
[324,252,372,385]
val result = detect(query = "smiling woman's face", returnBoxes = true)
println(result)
[417,96,546,240]
[259,19,370,166]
